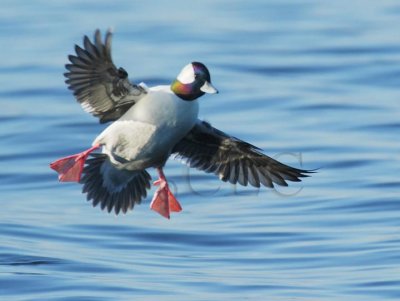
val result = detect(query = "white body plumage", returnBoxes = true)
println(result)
[93,85,199,170]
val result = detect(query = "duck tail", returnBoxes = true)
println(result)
[79,154,151,215]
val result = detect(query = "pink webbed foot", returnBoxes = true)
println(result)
[50,144,100,182]
[150,168,182,219]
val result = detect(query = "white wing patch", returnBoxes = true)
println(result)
[177,63,195,84]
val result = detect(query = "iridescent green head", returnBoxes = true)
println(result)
[171,62,218,101]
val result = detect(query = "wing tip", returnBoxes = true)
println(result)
[297,167,318,178]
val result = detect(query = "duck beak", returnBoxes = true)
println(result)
[200,81,218,94]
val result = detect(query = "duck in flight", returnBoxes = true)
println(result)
[50,29,311,219]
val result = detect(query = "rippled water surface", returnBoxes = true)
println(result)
[1,1,400,300]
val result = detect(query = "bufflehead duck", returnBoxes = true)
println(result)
[50,29,311,219]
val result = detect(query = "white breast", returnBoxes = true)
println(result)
[124,85,198,126]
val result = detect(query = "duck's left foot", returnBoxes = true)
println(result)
[50,144,100,182]
[150,168,182,219]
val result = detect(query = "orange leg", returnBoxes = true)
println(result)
[50,144,100,182]
[150,167,182,219]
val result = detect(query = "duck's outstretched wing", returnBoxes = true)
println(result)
[64,29,147,123]
[172,120,312,188]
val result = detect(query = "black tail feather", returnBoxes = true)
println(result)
[80,154,151,215]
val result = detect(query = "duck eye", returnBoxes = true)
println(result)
[194,74,199,79]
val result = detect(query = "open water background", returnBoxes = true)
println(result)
[1,1,400,300]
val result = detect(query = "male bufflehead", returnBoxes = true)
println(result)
[51,29,311,219]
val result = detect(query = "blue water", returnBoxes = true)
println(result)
[1,0,400,300]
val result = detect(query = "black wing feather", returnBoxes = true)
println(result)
[64,29,147,123]
[173,120,312,188]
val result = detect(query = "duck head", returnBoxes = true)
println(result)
[171,62,218,101]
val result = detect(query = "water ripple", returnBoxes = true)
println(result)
[0,253,60,267]
[2,1,400,300]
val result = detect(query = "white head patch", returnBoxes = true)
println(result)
[177,63,195,84]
